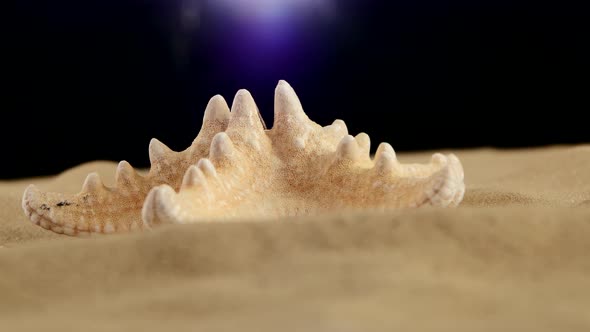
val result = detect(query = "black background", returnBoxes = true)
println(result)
[3,0,588,179]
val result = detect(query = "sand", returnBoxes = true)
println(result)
[1,145,589,331]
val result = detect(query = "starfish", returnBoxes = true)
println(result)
[22,81,465,236]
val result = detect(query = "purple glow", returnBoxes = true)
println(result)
[212,0,335,21]
[202,0,338,85]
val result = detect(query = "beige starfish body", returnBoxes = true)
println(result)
[22,81,465,236]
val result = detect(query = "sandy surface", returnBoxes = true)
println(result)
[1,145,590,331]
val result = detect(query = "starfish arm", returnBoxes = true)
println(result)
[22,96,231,236]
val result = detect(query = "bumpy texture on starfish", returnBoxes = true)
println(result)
[22,81,465,236]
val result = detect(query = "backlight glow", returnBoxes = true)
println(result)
[213,0,335,21]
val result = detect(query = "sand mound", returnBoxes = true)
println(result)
[1,145,589,331]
